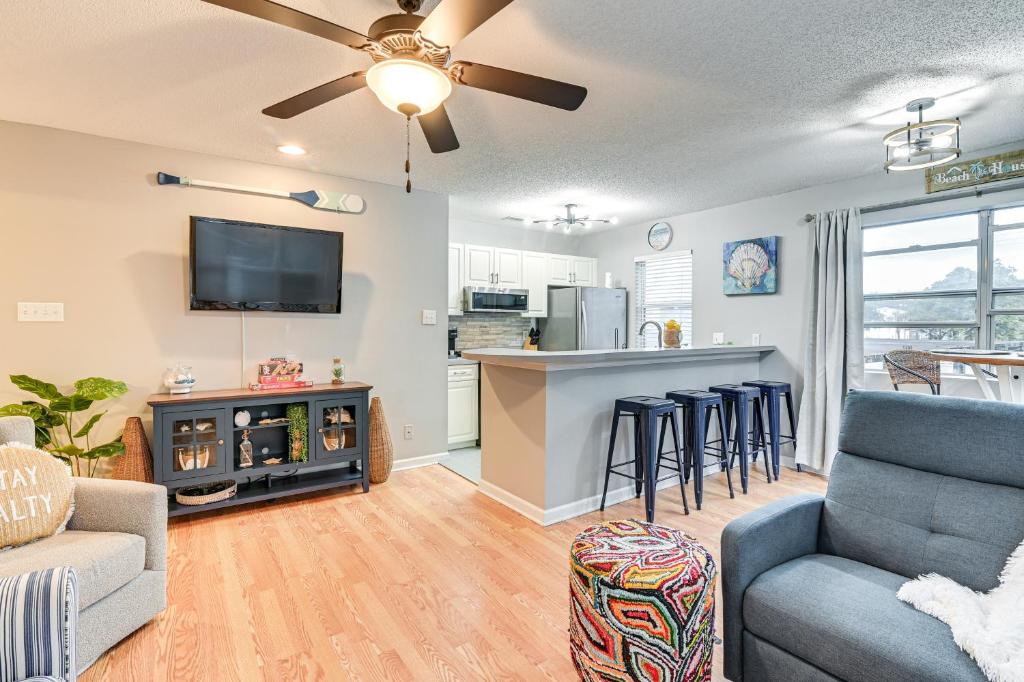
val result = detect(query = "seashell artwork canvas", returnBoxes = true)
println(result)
[723,236,778,295]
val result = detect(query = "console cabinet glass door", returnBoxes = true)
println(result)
[162,409,229,481]
[314,398,361,461]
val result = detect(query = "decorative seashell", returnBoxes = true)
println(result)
[728,242,771,290]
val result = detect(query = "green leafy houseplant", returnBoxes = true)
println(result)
[0,375,128,477]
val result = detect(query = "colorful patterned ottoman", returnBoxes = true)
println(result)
[569,519,717,681]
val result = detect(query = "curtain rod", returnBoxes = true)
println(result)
[802,177,1024,223]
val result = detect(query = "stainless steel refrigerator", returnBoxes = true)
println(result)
[539,287,628,351]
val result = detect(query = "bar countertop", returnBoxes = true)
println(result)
[460,345,775,372]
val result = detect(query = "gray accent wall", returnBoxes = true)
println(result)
[0,120,449,465]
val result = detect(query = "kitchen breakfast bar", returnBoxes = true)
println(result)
[460,345,777,525]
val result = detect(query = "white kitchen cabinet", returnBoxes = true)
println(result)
[521,250,549,317]
[494,248,523,287]
[572,257,596,286]
[464,244,495,287]
[447,364,479,448]
[547,254,572,285]
[448,243,464,316]
[463,244,522,288]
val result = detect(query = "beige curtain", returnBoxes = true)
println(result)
[796,208,864,473]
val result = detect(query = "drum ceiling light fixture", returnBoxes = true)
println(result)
[883,98,961,172]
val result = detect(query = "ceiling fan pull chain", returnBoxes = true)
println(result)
[405,115,412,193]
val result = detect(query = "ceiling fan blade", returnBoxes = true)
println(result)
[418,105,460,153]
[417,0,514,48]
[451,61,587,111]
[262,72,366,119]
[202,0,369,49]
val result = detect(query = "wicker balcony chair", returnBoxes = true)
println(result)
[883,350,940,395]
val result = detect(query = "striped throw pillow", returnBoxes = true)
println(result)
[0,567,78,682]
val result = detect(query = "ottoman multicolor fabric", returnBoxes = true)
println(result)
[570,519,717,681]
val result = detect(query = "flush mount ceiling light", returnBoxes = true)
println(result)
[510,204,618,234]
[883,98,961,172]
[276,144,307,155]
[203,0,587,193]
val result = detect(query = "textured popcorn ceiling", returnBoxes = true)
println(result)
[2,0,1023,230]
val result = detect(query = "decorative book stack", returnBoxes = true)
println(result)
[249,357,313,391]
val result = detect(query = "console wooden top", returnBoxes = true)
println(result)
[147,381,372,407]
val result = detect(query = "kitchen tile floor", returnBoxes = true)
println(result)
[442,446,480,484]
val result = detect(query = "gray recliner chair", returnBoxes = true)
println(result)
[721,390,1024,681]
[0,416,167,674]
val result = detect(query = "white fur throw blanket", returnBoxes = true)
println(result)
[897,541,1024,682]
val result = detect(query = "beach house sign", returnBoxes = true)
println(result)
[926,149,1024,193]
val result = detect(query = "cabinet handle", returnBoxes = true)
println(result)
[317,427,325,434]
[217,439,224,446]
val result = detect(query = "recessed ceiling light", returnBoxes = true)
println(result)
[277,144,307,156]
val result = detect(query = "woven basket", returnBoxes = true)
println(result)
[175,480,237,506]
[112,417,154,483]
[368,396,393,484]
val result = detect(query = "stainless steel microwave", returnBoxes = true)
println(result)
[463,287,529,313]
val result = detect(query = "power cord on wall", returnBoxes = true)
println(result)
[240,310,247,388]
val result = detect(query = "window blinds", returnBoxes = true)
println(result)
[635,251,693,348]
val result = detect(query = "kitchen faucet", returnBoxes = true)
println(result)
[638,320,663,349]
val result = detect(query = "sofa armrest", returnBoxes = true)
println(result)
[720,493,824,681]
[0,567,78,682]
[67,478,167,571]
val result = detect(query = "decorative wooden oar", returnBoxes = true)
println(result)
[156,172,365,214]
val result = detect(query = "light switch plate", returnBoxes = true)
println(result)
[712,332,725,345]
[752,333,761,345]
[18,302,64,322]
[421,309,437,325]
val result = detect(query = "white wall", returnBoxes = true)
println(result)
[0,121,449,464]
[450,215,581,255]
[580,141,1024,402]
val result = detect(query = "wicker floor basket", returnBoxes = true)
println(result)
[175,480,237,506]
[369,396,393,484]
[112,417,155,483]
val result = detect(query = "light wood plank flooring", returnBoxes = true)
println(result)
[82,464,826,681]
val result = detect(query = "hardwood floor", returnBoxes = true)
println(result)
[82,464,826,681]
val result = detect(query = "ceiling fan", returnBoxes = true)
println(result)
[203,0,588,190]
[510,204,618,233]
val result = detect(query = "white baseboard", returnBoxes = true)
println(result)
[477,480,546,525]
[392,451,450,472]
[541,477,682,526]
[478,476,684,527]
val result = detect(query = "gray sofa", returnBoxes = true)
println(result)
[0,416,167,673]
[721,390,1024,682]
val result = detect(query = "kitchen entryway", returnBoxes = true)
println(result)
[442,446,480,483]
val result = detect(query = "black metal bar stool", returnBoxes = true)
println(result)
[743,380,798,478]
[600,396,689,522]
[662,390,735,510]
[709,384,770,494]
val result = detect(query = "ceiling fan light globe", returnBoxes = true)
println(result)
[609,217,619,225]
[366,58,452,116]
[930,134,954,149]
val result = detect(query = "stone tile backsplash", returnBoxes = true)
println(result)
[451,314,536,351]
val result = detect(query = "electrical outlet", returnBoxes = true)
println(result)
[752,333,761,345]
[17,302,64,322]
[421,309,437,325]
[403,424,414,440]
[712,332,725,345]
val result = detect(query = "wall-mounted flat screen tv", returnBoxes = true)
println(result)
[190,216,343,313]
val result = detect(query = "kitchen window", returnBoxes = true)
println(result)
[635,250,693,348]
[863,204,1024,374]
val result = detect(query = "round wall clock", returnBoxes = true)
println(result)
[648,222,673,250]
